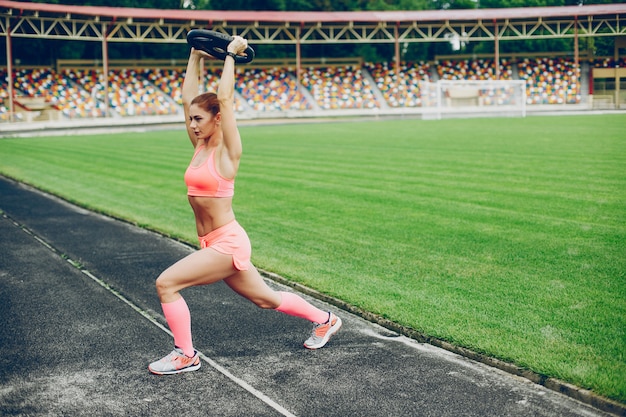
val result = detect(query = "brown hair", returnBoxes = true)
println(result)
[191,92,220,116]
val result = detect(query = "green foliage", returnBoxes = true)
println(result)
[354,43,392,62]
[277,0,316,10]
[480,0,564,7]
[590,36,618,57]
[28,0,181,7]
[366,0,428,10]
[448,0,477,8]
[430,0,477,9]
[210,0,285,10]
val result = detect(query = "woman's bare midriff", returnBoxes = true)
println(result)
[188,195,235,236]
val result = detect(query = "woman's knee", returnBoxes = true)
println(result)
[155,272,175,298]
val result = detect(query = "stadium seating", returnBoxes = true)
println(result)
[0,68,103,119]
[0,70,10,121]
[236,67,311,112]
[53,69,107,118]
[0,55,601,121]
[436,58,513,81]
[143,68,185,105]
[300,65,380,109]
[365,61,431,107]
[517,57,581,105]
[593,57,626,68]
[145,67,249,112]
[105,69,180,116]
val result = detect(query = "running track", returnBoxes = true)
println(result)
[0,176,615,417]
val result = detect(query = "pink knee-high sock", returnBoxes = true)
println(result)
[275,291,329,324]
[161,297,194,357]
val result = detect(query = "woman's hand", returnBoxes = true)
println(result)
[191,47,215,60]
[227,36,248,57]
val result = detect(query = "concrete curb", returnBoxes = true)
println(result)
[260,270,626,417]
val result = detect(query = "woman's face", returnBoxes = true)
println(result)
[189,104,220,141]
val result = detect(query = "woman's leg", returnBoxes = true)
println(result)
[224,265,329,323]
[149,248,239,374]
[155,248,237,357]
[160,297,193,357]
[225,266,342,349]
[223,265,281,309]
[156,248,238,303]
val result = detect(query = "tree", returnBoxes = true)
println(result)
[479,0,564,7]
[366,0,428,10]
[430,0,476,9]
[27,0,181,7]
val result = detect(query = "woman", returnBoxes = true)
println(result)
[148,36,342,375]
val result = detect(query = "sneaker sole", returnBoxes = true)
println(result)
[304,316,342,350]
[149,361,201,375]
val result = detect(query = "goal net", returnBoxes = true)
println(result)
[419,80,527,118]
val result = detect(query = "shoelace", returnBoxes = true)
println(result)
[314,321,331,336]
[164,350,188,363]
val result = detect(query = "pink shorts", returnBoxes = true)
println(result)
[198,220,251,271]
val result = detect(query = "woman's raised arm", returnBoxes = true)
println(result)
[182,48,210,147]
[217,36,248,162]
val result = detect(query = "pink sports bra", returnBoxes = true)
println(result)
[184,145,235,198]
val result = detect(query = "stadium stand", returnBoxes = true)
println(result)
[0,67,106,119]
[102,69,180,116]
[589,57,626,108]
[300,65,380,110]
[365,61,431,107]
[593,57,626,68]
[0,55,607,121]
[52,69,106,118]
[517,57,581,105]
[236,67,311,112]
[144,67,248,112]
[0,70,11,121]
[143,68,185,106]
[1,68,62,120]
[436,58,513,81]
[61,69,107,117]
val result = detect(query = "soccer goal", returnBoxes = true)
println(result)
[419,80,527,119]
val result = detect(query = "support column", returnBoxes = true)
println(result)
[574,16,580,105]
[613,38,621,109]
[296,25,302,92]
[493,19,500,80]
[5,16,14,122]
[102,23,110,117]
[394,22,400,76]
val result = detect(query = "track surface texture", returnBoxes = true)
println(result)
[0,176,616,417]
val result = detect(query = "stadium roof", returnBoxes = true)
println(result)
[1,0,625,44]
[1,1,626,23]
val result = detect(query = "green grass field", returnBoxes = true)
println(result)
[1,114,625,403]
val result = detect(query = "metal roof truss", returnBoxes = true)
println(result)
[1,12,624,44]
